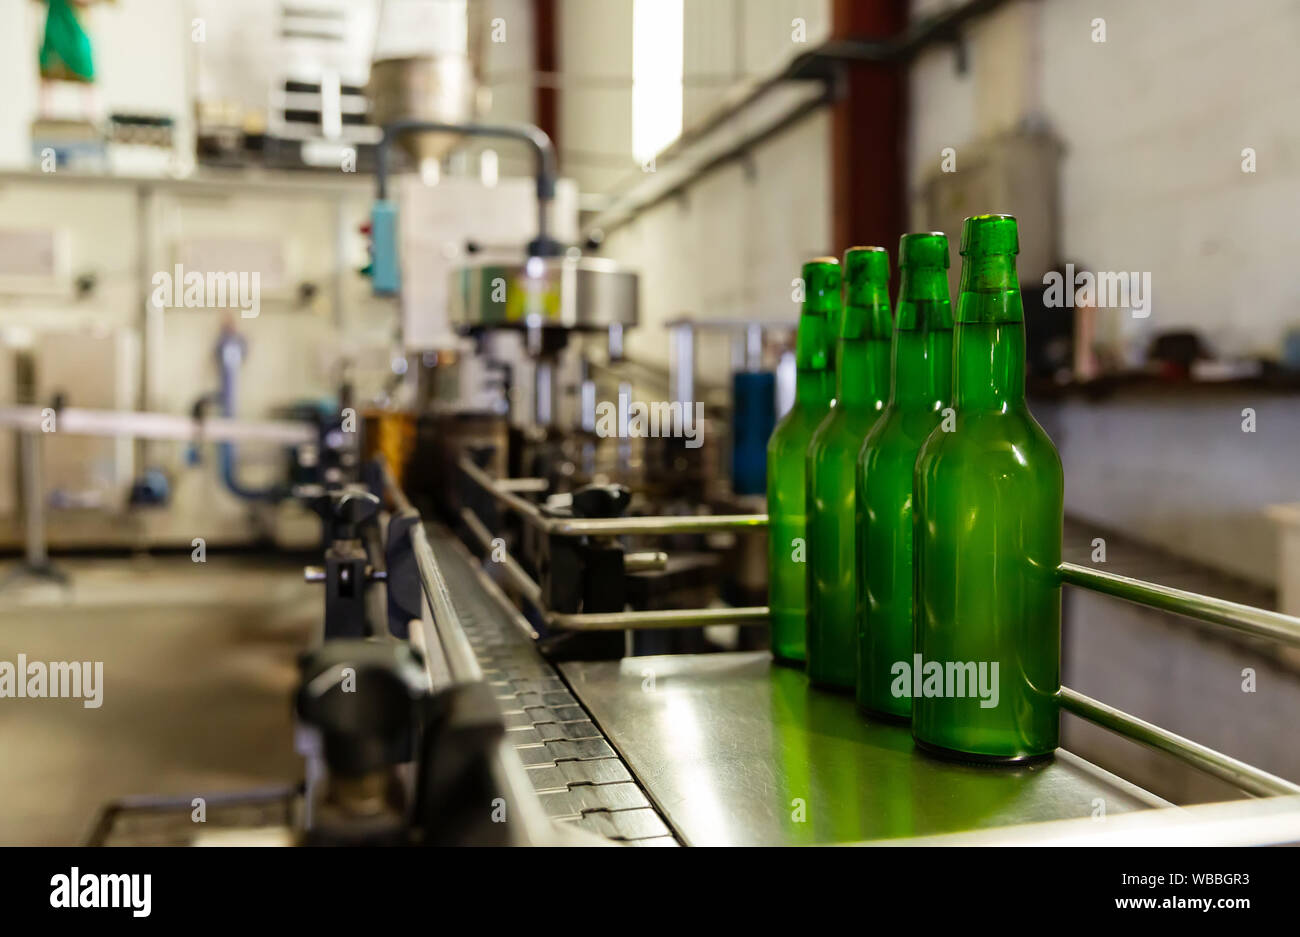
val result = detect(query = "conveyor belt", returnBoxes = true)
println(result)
[424,526,679,845]
[560,652,1172,846]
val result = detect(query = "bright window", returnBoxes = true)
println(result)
[632,0,684,166]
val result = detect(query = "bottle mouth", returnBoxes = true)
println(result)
[802,257,842,300]
[899,232,950,269]
[844,246,889,287]
[960,214,1019,256]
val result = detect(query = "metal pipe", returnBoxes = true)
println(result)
[583,0,1014,242]
[669,322,695,408]
[376,119,558,255]
[548,514,768,536]
[0,405,315,445]
[587,86,835,241]
[624,551,668,573]
[459,506,543,606]
[497,477,549,493]
[460,455,768,536]
[547,606,768,632]
[1059,562,1300,649]
[216,327,285,502]
[409,521,483,684]
[1059,687,1300,798]
[457,455,548,528]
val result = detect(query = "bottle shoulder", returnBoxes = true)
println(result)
[769,403,825,454]
[916,406,1062,478]
[811,399,880,444]
[862,402,945,454]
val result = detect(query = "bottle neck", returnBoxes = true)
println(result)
[838,285,891,409]
[796,366,834,407]
[953,253,1025,410]
[891,267,953,408]
[891,326,953,407]
[836,335,890,408]
[954,321,1026,408]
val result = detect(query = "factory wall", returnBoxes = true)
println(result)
[908,0,1300,586]
[0,175,387,548]
[0,0,540,548]
[0,0,194,167]
[561,0,834,375]
[602,113,833,375]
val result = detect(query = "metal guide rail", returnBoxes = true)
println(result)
[389,466,677,845]
[416,524,678,845]
[453,456,1300,841]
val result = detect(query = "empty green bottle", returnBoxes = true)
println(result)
[806,247,891,689]
[856,233,953,718]
[912,214,1063,761]
[768,258,840,665]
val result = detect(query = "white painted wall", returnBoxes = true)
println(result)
[561,0,833,370]
[1038,394,1299,587]
[0,174,388,548]
[0,0,195,166]
[603,113,833,372]
[0,0,546,547]
[910,0,1300,357]
[911,0,1300,585]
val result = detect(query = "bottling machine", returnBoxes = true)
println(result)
[80,108,1300,845]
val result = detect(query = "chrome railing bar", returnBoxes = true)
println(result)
[1060,687,1300,797]
[459,454,1300,648]
[409,521,483,685]
[458,456,549,529]
[549,514,769,536]
[1059,561,1300,649]
[458,455,766,536]
[547,606,769,631]
[459,507,545,609]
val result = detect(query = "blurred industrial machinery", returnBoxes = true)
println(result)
[24,0,1299,851]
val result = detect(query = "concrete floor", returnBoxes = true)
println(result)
[0,553,315,845]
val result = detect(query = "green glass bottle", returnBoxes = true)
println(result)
[912,214,1063,761]
[768,257,840,665]
[856,233,953,718]
[806,247,891,689]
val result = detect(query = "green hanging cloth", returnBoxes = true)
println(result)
[39,0,97,83]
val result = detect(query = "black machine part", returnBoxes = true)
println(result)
[412,681,514,846]
[538,483,631,662]
[307,488,384,640]
[296,639,533,845]
[296,639,431,778]
[384,512,423,641]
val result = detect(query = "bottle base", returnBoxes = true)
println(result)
[809,677,854,695]
[858,705,911,726]
[914,737,1055,767]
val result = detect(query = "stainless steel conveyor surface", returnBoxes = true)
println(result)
[560,652,1172,846]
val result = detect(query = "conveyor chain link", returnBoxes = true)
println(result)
[426,528,678,846]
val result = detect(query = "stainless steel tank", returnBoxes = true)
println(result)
[368,0,484,163]
[448,257,640,332]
